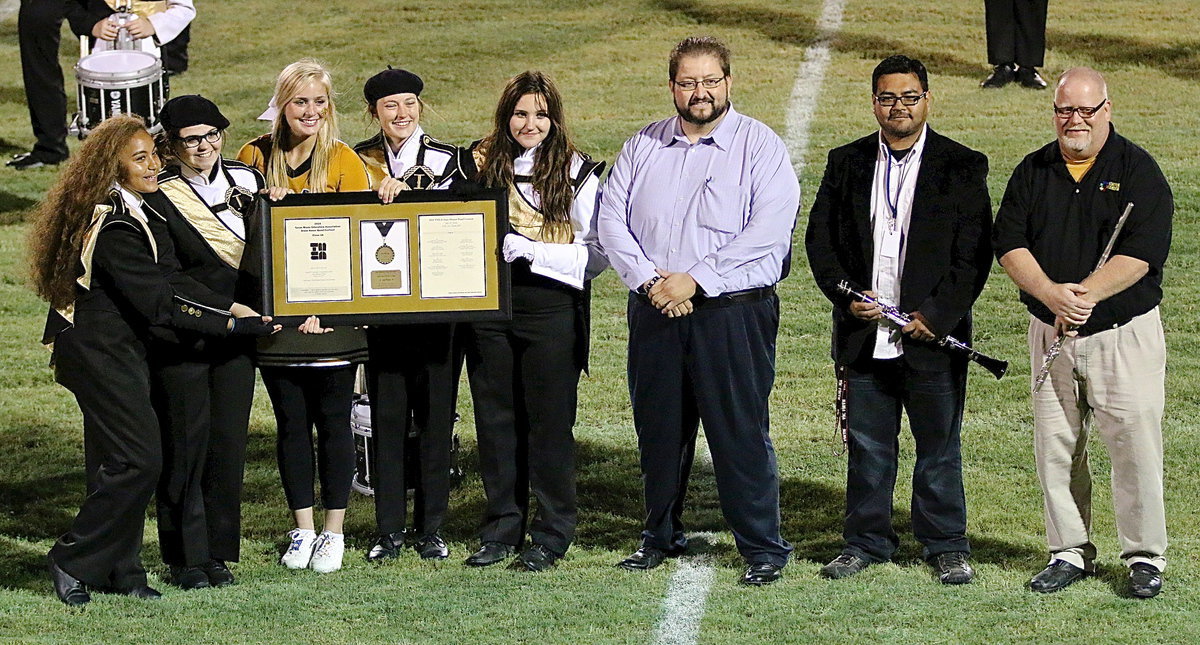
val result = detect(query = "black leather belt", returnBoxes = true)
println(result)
[635,285,776,309]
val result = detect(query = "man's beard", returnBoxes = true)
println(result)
[1059,132,1091,154]
[880,114,921,141]
[677,96,729,126]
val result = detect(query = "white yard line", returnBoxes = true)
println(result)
[785,0,848,174]
[650,557,716,645]
[0,0,19,22]
[649,3,846,644]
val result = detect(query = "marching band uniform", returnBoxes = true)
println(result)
[353,68,476,558]
[86,0,195,58]
[46,186,242,594]
[141,97,265,580]
[466,141,605,560]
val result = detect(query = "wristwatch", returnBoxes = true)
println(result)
[637,275,662,295]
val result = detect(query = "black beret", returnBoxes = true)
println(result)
[159,95,230,134]
[363,68,423,105]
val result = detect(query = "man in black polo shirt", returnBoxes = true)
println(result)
[994,67,1173,599]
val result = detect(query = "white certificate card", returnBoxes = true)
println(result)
[359,219,412,296]
[418,213,486,299]
[283,217,353,303]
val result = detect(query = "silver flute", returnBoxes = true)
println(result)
[1033,201,1135,392]
[836,281,1008,379]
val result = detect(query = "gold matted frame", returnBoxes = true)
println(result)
[258,188,511,325]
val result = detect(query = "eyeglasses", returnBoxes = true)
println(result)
[1053,99,1107,119]
[672,77,726,91]
[176,129,222,148]
[873,92,927,107]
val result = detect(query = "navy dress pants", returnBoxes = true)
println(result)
[842,358,970,562]
[627,292,792,567]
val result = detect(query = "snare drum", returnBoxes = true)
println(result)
[351,395,375,496]
[75,50,166,135]
[349,394,463,497]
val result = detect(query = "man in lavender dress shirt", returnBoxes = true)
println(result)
[598,36,799,586]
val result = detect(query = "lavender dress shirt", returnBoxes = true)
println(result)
[597,105,800,296]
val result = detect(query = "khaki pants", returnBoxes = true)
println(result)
[1029,307,1167,572]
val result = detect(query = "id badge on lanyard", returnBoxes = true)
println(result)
[880,226,902,259]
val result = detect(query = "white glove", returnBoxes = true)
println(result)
[502,233,538,264]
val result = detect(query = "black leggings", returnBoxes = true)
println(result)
[261,365,356,510]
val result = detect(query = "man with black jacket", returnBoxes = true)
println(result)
[806,55,993,585]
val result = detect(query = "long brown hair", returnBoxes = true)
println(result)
[477,71,579,227]
[267,59,339,192]
[28,114,149,310]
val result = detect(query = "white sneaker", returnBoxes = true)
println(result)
[280,528,317,569]
[309,531,345,573]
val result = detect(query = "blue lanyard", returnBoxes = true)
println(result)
[883,151,916,230]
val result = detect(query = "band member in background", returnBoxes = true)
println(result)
[84,0,195,59]
[8,0,93,169]
[353,68,475,563]
[994,67,1173,598]
[464,70,606,571]
[806,55,993,585]
[237,59,371,574]
[28,114,276,606]
[141,95,265,589]
[598,36,798,586]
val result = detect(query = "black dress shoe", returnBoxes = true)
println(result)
[7,151,66,170]
[199,560,235,587]
[414,533,450,560]
[819,553,870,580]
[47,555,90,607]
[930,551,974,585]
[1017,66,1048,89]
[366,532,405,562]
[510,544,561,572]
[169,565,211,590]
[1029,560,1087,593]
[464,542,516,567]
[617,547,674,571]
[981,63,1016,89]
[741,562,783,586]
[1129,563,1163,598]
[124,585,163,599]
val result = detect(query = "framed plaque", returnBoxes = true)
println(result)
[258,188,511,325]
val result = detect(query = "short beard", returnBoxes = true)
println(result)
[677,97,728,126]
[881,117,920,142]
[1059,134,1091,154]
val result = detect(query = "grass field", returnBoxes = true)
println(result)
[1,0,1199,643]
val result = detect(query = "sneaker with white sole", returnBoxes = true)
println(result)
[280,528,318,569]
[309,531,345,573]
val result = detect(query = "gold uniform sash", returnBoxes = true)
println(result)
[158,177,245,269]
[55,203,158,326]
[471,147,574,245]
[105,0,168,17]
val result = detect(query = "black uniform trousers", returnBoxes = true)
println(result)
[467,283,581,556]
[843,357,969,562]
[152,340,255,566]
[17,0,74,161]
[262,365,356,511]
[984,0,1049,68]
[627,292,792,567]
[50,317,160,591]
[366,323,456,536]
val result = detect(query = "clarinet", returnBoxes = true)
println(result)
[1032,201,1135,392]
[836,281,1008,379]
